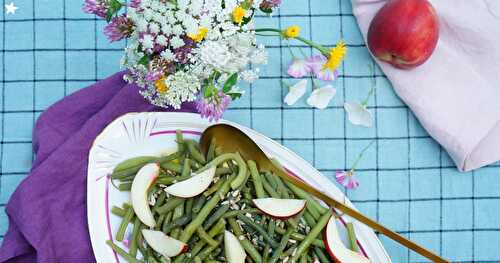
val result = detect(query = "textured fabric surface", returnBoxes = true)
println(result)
[352,0,500,172]
[0,0,499,262]
[0,71,196,262]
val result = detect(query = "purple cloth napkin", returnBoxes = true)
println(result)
[0,71,196,262]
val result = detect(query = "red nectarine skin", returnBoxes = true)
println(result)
[367,0,439,69]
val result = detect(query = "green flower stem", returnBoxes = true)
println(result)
[361,87,375,107]
[254,28,330,56]
[350,140,375,171]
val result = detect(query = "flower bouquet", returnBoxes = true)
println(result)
[83,0,347,121]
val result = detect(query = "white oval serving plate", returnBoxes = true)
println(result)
[87,112,391,263]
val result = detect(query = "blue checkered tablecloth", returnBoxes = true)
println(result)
[1,0,500,262]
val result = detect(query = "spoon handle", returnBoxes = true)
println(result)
[271,166,449,263]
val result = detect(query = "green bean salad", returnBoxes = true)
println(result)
[107,130,359,263]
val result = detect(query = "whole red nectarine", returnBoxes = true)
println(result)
[367,0,439,69]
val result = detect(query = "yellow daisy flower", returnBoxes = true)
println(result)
[284,25,301,38]
[155,77,168,94]
[232,6,246,24]
[188,27,208,42]
[324,40,347,71]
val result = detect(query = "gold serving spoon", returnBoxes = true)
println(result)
[200,123,449,263]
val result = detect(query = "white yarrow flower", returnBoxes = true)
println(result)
[170,36,185,49]
[141,34,155,50]
[241,70,259,83]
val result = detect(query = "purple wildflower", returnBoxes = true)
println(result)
[82,0,108,18]
[196,91,231,122]
[307,55,339,82]
[129,0,141,8]
[260,0,282,10]
[145,70,162,82]
[336,171,359,190]
[104,15,134,42]
[287,59,310,78]
[173,36,196,64]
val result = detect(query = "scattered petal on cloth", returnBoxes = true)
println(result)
[0,71,196,262]
[284,79,307,106]
[352,0,500,171]
[344,101,373,127]
[307,85,336,109]
[287,59,310,78]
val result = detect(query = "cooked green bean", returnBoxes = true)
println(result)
[305,201,321,221]
[247,160,265,198]
[170,203,185,239]
[236,214,279,248]
[160,161,182,173]
[229,153,248,190]
[106,240,142,263]
[346,222,359,252]
[176,130,185,153]
[280,245,297,260]
[274,226,325,248]
[153,191,167,211]
[112,156,157,179]
[314,247,330,263]
[284,181,328,215]
[148,256,159,263]
[129,217,142,257]
[299,251,308,263]
[156,197,184,214]
[116,207,134,241]
[192,195,207,213]
[111,206,126,217]
[228,218,263,263]
[186,219,226,262]
[186,140,207,164]
[182,159,191,178]
[196,227,218,247]
[304,211,317,227]
[194,256,202,263]
[207,138,216,162]
[162,212,173,233]
[179,175,235,242]
[203,204,229,229]
[291,210,333,262]
[215,167,232,176]
[269,227,295,263]
[157,151,183,165]
[155,214,166,230]
[118,182,132,191]
[203,179,224,197]
[201,153,246,185]
[197,241,220,261]
[273,175,290,199]
[156,177,177,185]
[163,214,192,234]
[261,176,280,198]
[185,198,194,214]
[223,208,261,218]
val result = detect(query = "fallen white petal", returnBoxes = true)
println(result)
[307,85,336,109]
[284,79,307,106]
[344,101,373,127]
